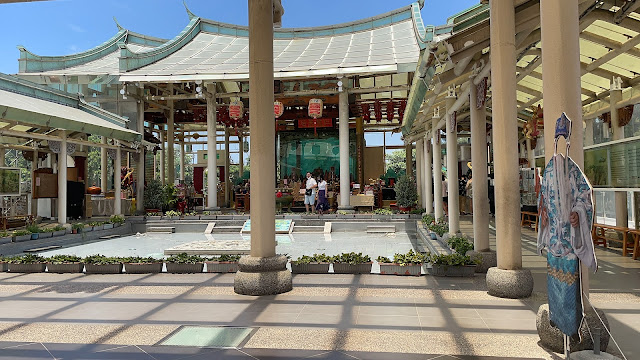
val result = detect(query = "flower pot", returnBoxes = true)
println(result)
[332,263,372,274]
[47,263,84,273]
[205,261,239,273]
[102,223,114,230]
[379,263,422,276]
[8,263,46,273]
[83,227,93,232]
[124,263,163,274]
[291,263,330,274]
[39,232,53,239]
[0,262,7,272]
[85,263,123,274]
[71,229,78,234]
[53,230,67,237]
[30,233,39,240]
[165,263,204,273]
[13,234,32,242]
[428,264,476,277]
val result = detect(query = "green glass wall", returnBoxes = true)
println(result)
[585,139,640,188]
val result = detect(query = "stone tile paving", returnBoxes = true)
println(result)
[0,217,637,359]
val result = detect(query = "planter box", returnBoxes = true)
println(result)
[332,263,372,274]
[0,236,12,245]
[184,216,200,220]
[30,233,39,240]
[85,263,123,274]
[102,223,114,229]
[53,230,67,237]
[291,263,330,274]
[165,263,204,273]
[200,215,216,220]
[47,263,84,273]
[113,223,122,228]
[8,263,46,273]
[13,234,32,242]
[124,263,163,274]
[92,225,104,231]
[0,263,7,272]
[83,227,93,232]
[428,264,476,277]
[39,232,53,239]
[205,261,239,273]
[379,263,422,276]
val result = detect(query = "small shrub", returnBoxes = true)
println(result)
[427,253,478,266]
[422,214,435,225]
[447,235,474,255]
[72,223,84,231]
[376,256,392,263]
[52,225,66,232]
[165,253,204,264]
[6,254,45,264]
[109,215,125,225]
[13,229,31,236]
[409,208,425,215]
[165,210,182,217]
[291,254,331,265]
[395,175,418,208]
[331,252,371,265]
[47,255,82,264]
[122,256,160,264]
[428,217,449,237]
[83,254,123,265]
[0,230,9,238]
[146,212,161,217]
[26,224,43,233]
[392,249,426,266]
[373,208,393,215]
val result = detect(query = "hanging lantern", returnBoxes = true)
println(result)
[228,100,243,120]
[360,103,371,122]
[374,100,382,123]
[308,98,323,119]
[398,100,407,121]
[386,100,395,122]
[274,100,284,118]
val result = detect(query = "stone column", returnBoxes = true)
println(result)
[137,98,145,213]
[526,138,535,168]
[338,79,352,210]
[433,118,443,219]
[235,0,292,296]
[424,135,433,214]
[167,84,175,185]
[206,84,219,210]
[225,129,231,207]
[114,145,122,215]
[610,86,628,229]
[101,137,108,191]
[31,148,38,216]
[415,139,423,207]
[405,143,413,178]
[57,132,67,225]
[239,134,245,177]
[445,94,459,234]
[179,140,185,182]
[486,0,533,299]
[159,129,166,185]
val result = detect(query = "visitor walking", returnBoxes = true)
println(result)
[315,175,329,214]
[304,172,317,214]
[442,175,449,216]
[458,175,467,214]
[465,174,473,214]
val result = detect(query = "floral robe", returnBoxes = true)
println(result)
[537,154,597,337]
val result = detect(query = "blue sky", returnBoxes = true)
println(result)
[0,0,478,74]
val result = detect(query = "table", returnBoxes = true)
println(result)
[338,194,375,210]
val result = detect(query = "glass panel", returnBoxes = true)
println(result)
[584,138,640,188]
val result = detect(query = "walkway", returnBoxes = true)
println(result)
[0,218,638,359]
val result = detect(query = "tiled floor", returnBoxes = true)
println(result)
[0,218,638,359]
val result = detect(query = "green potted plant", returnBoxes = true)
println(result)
[422,214,435,225]
[123,256,163,274]
[447,235,474,255]
[144,179,165,213]
[0,230,11,244]
[46,255,84,273]
[7,254,46,273]
[205,254,242,273]
[27,224,44,239]
[165,253,204,273]
[52,225,67,237]
[88,221,103,231]
[163,183,178,211]
[183,211,200,220]
[331,252,372,274]
[83,254,123,274]
[427,218,449,239]
[427,253,478,277]
[291,253,331,274]
[110,215,125,227]
[377,249,425,276]
[102,220,114,230]
[164,210,182,220]
[0,255,9,272]
[395,175,418,212]
[12,229,32,242]
[71,223,84,234]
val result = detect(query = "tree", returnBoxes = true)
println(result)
[385,149,415,178]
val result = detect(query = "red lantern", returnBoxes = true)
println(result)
[386,100,395,122]
[308,98,323,119]
[398,100,407,121]
[274,101,284,118]
[374,100,382,123]
[276,191,283,198]
[360,103,371,122]
[228,101,243,120]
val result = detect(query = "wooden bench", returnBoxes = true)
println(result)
[521,211,538,231]
[592,223,633,257]
[627,229,640,260]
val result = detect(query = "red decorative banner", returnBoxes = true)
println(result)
[374,100,382,123]
[274,101,284,118]
[229,101,243,120]
[308,98,323,119]
[386,100,395,122]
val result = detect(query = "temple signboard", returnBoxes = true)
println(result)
[228,101,243,120]
[308,98,323,119]
[274,101,284,118]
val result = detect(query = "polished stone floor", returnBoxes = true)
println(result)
[0,217,637,359]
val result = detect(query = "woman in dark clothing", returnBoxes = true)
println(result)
[315,175,329,214]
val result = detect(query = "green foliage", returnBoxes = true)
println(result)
[122,256,160,264]
[6,254,45,264]
[52,225,66,232]
[83,254,123,265]
[143,179,165,210]
[164,184,178,207]
[427,253,478,266]
[13,229,31,236]
[392,249,426,266]
[0,230,9,238]
[410,208,425,215]
[109,215,125,225]
[164,210,182,217]
[395,175,418,208]
[207,254,242,262]
[337,210,349,215]
[87,221,102,227]
[47,255,82,264]
[146,212,161,217]
[373,208,393,215]
[376,256,392,263]
[428,217,449,237]
[184,211,198,216]
[385,148,414,178]
[165,253,204,264]
[422,214,436,225]
[291,253,331,265]
[72,223,84,231]
[330,252,371,265]
[447,235,474,255]
[26,224,43,233]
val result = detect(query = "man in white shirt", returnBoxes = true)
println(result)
[442,175,449,216]
[304,172,317,214]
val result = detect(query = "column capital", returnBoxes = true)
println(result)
[446,86,457,99]
[610,76,623,91]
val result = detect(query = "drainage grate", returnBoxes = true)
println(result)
[158,326,256,348]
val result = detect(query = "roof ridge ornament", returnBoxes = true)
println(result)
[113,17,124,31]
[183,1,197,20]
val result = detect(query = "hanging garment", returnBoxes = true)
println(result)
[538,153,597,337]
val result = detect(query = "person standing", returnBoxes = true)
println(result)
[442,175,449,217]
[304,172,317,214]
[465,174,473,214]
[315,175,329,215]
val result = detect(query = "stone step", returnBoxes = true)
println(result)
[366,225,396,233]
[209,226,243,233]
[147,227,175,233]
[24,245,61,253]
[293,225,325,233]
